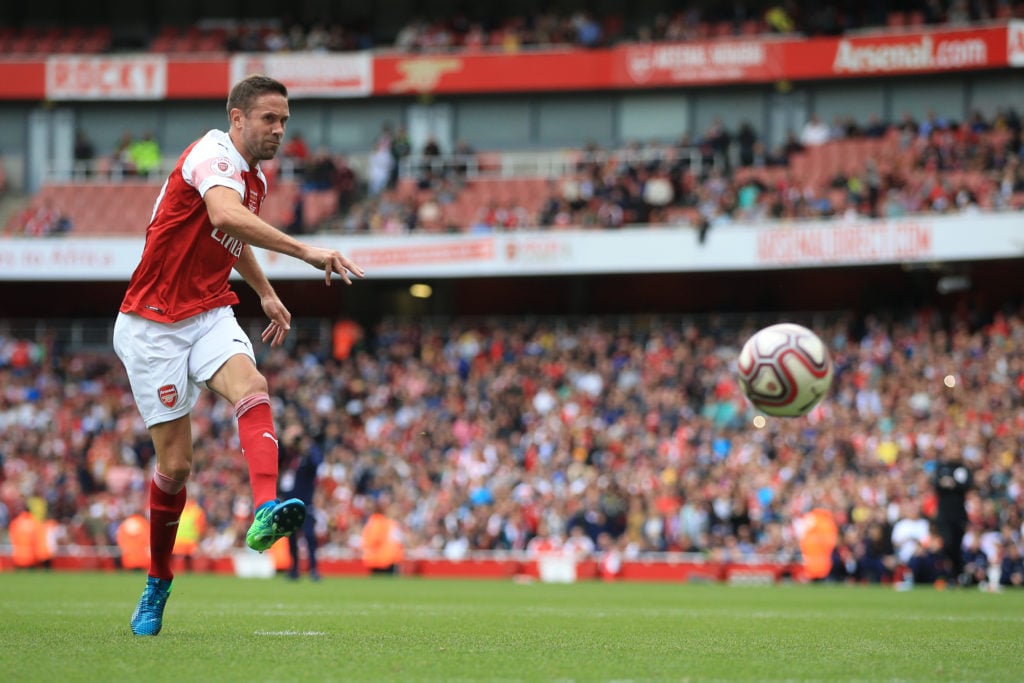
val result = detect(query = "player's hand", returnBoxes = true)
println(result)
[260,294,292,347]
[304,247,365,286]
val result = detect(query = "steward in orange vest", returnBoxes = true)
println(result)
[10,510,41,568]
[117,514,151,571]
[361,505,404,575]
[798,508,839,581]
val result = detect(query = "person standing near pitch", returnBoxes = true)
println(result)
[113,74,364,636]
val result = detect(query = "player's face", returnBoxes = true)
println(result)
[237,93,290,164]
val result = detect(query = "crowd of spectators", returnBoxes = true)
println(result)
[202,1,1024,56]
[277,105,1024,236]
[2,1,1021,58]
[9,104,1023,238]
[3,198,72,237]
[1,303,1023,588]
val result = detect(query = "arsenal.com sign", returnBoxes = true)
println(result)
[831,35,989,74]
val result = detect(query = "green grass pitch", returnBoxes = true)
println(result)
[1,571,1022,682]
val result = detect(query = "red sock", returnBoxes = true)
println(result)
[148,479,186,581]
[235,393,279,507]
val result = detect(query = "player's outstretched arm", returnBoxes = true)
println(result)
[205,186,365,286]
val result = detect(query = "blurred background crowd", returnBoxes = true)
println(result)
[282,105,1024,236]
[8,105,1024,238]
[2,305,1023,587]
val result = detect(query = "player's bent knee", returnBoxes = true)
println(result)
[235,389,272,419]
[231,370,268,402]
[155,466,190,493]
[244,374,270,397]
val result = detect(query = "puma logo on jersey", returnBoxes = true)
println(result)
[263,432,279,446]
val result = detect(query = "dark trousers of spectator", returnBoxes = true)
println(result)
[856,557,890,583]
[909,551,951,584]
[288,511,318,578]
[936,519,966,582]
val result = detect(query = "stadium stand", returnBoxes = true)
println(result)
[2,0,1023,588]
[0,26,112,55]
[9,111,1022,236]
[2,1,1024,55]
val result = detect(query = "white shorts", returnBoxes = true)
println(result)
[113,307,257,428]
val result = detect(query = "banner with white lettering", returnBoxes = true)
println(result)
[1008,20,1024,66]
[1,214,1021,280]
[229,53,372,98]
[823,30,998,76]
[45,56,168,100]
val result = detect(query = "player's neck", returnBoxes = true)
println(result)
[227,130,257,170]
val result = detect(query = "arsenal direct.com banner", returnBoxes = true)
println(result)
[0,22,1018,100]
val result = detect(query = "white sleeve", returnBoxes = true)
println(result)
[182,136,245,200]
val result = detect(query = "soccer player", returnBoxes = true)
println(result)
[113,74,364,636]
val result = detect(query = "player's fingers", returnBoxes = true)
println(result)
[325,256,353,285]
[261,322,275,342]
[336,258,353,285]
[344,257,365,279]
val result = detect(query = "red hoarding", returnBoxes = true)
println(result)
[0,24,1014,101]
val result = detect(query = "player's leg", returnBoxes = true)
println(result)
[206,354,306,551]
[130,416,192,635]
[113,312,199,636]
[194,310,305,552]
[147,417,194,579]
[206,353,278,505]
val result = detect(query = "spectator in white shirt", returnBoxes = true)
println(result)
[800,114,831,146]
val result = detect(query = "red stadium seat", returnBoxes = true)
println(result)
[259,181,300,227]
[712,21,734,38]
[18,183,160,235]
[302,190,339,229]
[475,152,502,174]
[8,36,35,54]
[740,20,764,36]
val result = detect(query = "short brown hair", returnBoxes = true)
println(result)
[226,75,288,117]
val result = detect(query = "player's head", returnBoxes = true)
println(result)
[227,75,287,116]
[226,74,290,165]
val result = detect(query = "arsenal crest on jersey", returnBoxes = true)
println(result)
[158,384,178,408]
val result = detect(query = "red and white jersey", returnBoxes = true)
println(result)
[120,129,268,323]
[526,535,564,558]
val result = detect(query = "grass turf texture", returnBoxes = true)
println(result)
[1,572,1022,682]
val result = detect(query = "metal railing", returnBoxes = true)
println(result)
[42,145,714,186]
